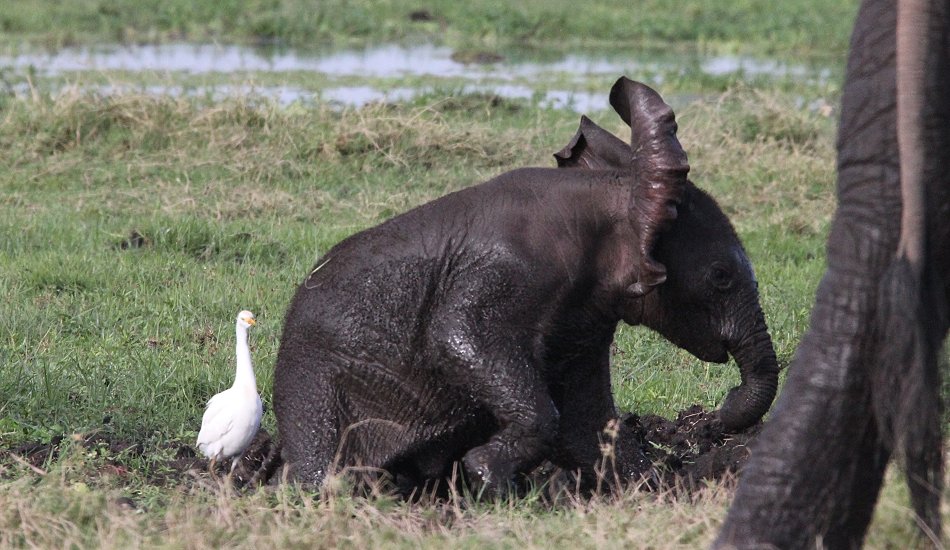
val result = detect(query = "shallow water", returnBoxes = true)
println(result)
[2,43,833,111]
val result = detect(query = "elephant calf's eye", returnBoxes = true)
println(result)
[709,264,733,291]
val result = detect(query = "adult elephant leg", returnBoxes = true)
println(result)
[715,0,905,546]
[718,0,950,545]
[885,0,950,538]
[715,272,895,547]
[822,400,891,548]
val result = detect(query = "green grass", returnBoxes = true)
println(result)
[0,0,859,57]
[0,91,538,443]
[0,85,835,444]
[3,75,940,547]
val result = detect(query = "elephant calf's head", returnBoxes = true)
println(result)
[556,77,780,432]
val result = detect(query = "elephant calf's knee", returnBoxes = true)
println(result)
[498,398,560,461]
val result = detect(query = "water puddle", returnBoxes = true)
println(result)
[1,43,834,112]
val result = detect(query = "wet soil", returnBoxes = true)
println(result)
[2,432,206,486]
[1,431,270,487]
[2,405,759,497]
[626,404,761,490]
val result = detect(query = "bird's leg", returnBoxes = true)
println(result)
[207,456,218,477]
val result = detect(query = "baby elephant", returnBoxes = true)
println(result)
[274,77,779,494]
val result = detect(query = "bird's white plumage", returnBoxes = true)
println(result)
[196,310,263,471]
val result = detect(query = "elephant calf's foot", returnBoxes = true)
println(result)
[462,439,546,498]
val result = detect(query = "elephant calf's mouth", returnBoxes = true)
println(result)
[696,344,729,364]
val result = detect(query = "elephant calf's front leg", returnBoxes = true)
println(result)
[461,384,559,494]
[551,352,655,489]
[433,323,558,495]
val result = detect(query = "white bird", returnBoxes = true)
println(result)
[196,310,263,473]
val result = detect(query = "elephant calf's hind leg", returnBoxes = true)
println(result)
[275,379,340,487]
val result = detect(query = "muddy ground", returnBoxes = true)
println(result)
[2,404,760,498]
[625,404,761,489]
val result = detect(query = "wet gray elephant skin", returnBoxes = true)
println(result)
[715,0,950,547]
[273,77,779,495]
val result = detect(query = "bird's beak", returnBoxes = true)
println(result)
[247,318,256,326]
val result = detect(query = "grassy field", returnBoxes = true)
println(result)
[0,81,915,550]
[0,86,834,446]
[1,0,947,547]
[0,0,859,57]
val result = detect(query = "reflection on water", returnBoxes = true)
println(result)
[5,43,833,80]
[7,44,467,77]
[1,43,833,111]
[42,82,608,112]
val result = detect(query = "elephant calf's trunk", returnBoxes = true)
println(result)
[718,325,780,432]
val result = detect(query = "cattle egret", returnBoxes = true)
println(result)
[196,310,263,473]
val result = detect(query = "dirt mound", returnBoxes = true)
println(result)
[627,404,761,490]
[531,404,761,497]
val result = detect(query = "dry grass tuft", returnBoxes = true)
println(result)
[0,458,738,549]
[0,90,530,226]
[19,446,944,549]
[328,103,522,168]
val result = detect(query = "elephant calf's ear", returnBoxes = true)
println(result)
[610,77,690,296]
[553,116,633,169]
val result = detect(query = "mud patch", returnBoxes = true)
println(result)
[629,404,760,490]
[3,432,201,485]
[2,429,280,489]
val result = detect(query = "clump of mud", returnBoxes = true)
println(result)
[230,430,281,487]
[530,404,761,498]
[627,404,761,490]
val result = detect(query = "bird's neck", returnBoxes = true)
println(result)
[233,325,256,388]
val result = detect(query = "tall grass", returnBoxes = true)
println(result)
[1,445,945,548]
[0,448,736,549]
